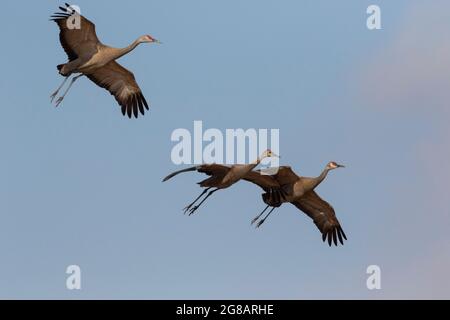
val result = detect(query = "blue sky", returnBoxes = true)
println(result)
[1,0,449,299]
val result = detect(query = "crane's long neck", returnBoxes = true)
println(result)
[111,39,141,61]
[309,168,330,190]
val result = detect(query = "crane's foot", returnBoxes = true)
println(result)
[188,206,199,216]
[183,205,193,215]
[256,219,266,228]
[50,91,59,103]
[250,216,260,225]
[54,96,64,108]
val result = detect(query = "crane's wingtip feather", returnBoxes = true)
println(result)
[117,93,148,119]
[132,97,138,118]
[340,226,347,240]
[141,93,149,110]
[137,95,145,115]
[337,228,344,245]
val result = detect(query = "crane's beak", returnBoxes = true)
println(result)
[337,164,345,168]
[153,39,162,44]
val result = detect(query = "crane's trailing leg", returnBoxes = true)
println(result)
[54,74,84,107]
[50,76,70,103]
[256,207,276,228]
[183,187,212,214]
[251,205,270,225]
[188,188,219,216]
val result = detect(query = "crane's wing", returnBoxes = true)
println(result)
[51,4,100,61]
[163,164,231,182]
[243,171,286,206]
[242,171,280,191]
[292,191,347,246]
[197,164,231,176]
[196,164,232,187]
[243,166,298,190]
[272,166,301,186]
[85,61,149,118]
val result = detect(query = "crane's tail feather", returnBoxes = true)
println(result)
[162,166,199,182]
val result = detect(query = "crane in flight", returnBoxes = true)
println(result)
[243,162,347,246]
[50,3,160,118]
[162,150,279,215]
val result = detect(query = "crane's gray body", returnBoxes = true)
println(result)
[60,43,138,76]
[281,173,328,203]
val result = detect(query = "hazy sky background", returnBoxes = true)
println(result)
[1,0,449,299]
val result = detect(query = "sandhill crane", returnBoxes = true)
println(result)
[50,4,160,118]
[243,162,347,246]
[162,150,279,215]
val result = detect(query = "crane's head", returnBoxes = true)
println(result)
[326,161,345,170]
[260,149,280,159]
[139,35,162,44]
